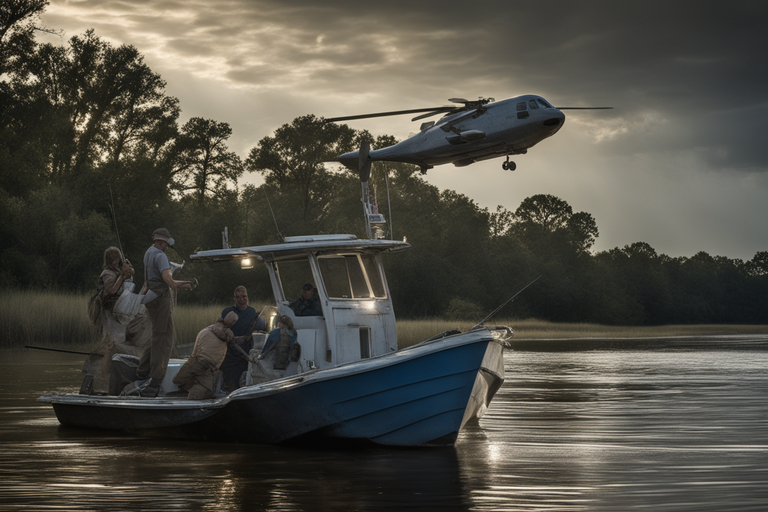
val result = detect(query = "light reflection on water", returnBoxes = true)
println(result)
[1,337,767,511]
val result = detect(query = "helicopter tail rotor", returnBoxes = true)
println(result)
[359,141,371,182]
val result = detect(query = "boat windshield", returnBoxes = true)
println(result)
[318,254,386,299]
[275,259,315,302]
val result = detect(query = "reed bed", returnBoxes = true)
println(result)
[0,289,231,351]
[2,290,766,351]
[0,290,100,349]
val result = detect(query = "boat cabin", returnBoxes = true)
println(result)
[191,234,410,372]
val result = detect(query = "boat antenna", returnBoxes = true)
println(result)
[472,275,542,330]
[384,163,393,239]
[263,189,284,240]
[108,182,126,260]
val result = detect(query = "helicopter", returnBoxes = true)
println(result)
[326,95,611,174]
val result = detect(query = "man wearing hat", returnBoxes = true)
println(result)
[288,283,323,316]
[128,228,193,397]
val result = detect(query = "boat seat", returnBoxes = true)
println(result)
[277,304,325,330]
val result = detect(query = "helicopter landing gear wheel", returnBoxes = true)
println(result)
[502,158,516,171]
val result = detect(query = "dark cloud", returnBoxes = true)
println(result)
[39,0,768,258]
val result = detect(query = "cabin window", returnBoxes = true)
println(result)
[274,258,315,301]
[529,100,539,109]
[516,102,527,111]
[537,98,554,109]
[361,254,386,297]
[318,254,386,299]
[359,328,371,358]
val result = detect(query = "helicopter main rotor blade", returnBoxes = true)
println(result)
[411,108,457,122]
[325,107,453,123]
[555,107,614,110]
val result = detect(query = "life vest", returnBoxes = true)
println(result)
[273,329,292,370]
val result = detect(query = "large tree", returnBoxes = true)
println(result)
[512,194,599,253]
[0,0,48,74]
[245,115,358,220]
[170,117,243,205]
[11,29,172,183]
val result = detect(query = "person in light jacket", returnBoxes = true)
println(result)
[173,311,239,400]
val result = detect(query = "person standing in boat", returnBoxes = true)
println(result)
[100,247,135,311]
[259,315,298,370]
[219,285,264,392]
[289,283,323,316]
[126,228,193,397]
[173,311,238,399]
[83,247,139,394]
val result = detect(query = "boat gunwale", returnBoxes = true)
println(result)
[38,327,507,409]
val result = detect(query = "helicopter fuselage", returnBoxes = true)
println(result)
[338,95,565,172]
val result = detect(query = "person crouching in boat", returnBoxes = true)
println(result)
[173,311,238,399]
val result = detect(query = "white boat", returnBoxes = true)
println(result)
[39,176,511,446]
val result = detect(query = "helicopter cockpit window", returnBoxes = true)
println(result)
[529,100,539,109]
[537,99,554,109]
[318,254,386,299]
[517,101,529,119]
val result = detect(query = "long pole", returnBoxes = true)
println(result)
[25,345,92,356]
[472,275,542,329]
[108,182,126,260]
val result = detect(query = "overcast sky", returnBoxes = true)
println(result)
[39,0,768,260]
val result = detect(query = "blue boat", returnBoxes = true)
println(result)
[40,177,511,446]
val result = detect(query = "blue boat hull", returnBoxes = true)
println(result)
[45,332,505,447]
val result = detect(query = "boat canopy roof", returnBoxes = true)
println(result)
[190,234,410,263]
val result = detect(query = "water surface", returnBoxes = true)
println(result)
[2,336,767,511]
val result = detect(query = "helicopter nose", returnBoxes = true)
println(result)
[543,110,565,127]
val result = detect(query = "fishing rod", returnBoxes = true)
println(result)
[25,345,92,356]
[108,181,127,262]
[472,275,542,330]
[264,189,284,240]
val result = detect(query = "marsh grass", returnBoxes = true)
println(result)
[2,290,766,351]
[0,289,235,352]
[172,303,230,347]
[1,290,99,349]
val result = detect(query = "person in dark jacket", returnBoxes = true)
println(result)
[288,283,323,316]
[219,286,264,391]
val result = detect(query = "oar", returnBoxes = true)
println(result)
[232,342,270,374]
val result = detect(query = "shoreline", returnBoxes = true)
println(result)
[507,334,768,351]
[396,318,768,348]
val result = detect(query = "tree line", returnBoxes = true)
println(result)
[2,2,767,325]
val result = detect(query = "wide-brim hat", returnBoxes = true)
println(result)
[153,228,175,246]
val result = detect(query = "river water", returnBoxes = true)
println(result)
[1,336,767,511]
